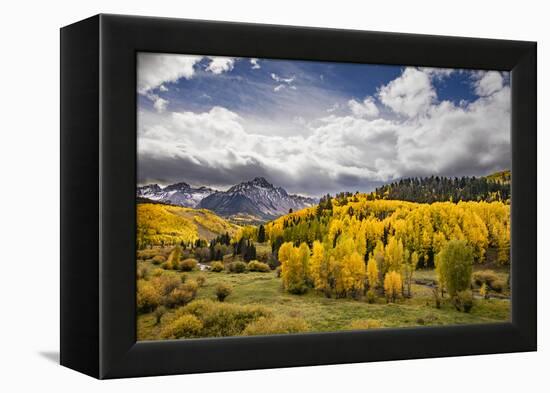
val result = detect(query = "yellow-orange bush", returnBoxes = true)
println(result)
[160,314,203,339]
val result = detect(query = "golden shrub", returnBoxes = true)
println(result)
[215,283,232,302]
[210,261,224,272]
[247,260,271,272]
[180,258,198,272]
[160,314,203,339]
[137,279,161,313]
[242,316,309,336]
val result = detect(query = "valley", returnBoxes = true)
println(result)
[136,171,511,340]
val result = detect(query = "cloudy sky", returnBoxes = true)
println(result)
[137,53,511,197]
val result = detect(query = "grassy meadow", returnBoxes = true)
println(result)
[137,256,509,341]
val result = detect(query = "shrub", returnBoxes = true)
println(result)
[347,319,383,330]
[472,270,499,287]
[491,279,506,293]
[165,279,199,308]
[180,299,272,337]
[210,261,224,272]
[247,260,271,272]
[154,275,181,296]
[153,306,166,325]
[242,316,309,336]
[180,258,198,272]
[151,255,166,265]
[383,271,402,303]
[160,314,203,339]
[137,265,149,280]
[453,290,474,313]
[216,283,232,302]
[180,273,188,283]
[196,273,207,287]
[228,261,247,273]
[137,249,159,260]
[436,240,473,296]
[182,279,199,293]
[137,279,161,313]
[366,288,376,304]
[165,288,195,308]
[150,267,164,277]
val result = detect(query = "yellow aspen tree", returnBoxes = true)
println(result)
[278,242,294,265]
[373,240,386,283]
[384,236,404,273]
[366,255,379,289]
[280,242,311,295]
[339,251,366,297]
[309,240,331,293]
[402,251,419,298]
[383,271,402,303]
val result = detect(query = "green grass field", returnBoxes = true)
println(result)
[137,260,510,341]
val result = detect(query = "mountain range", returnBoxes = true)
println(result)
[137,177,316,221]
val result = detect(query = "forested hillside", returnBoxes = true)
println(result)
[266,195,510,270]
[136,203,240,249]
[373,170,510,203]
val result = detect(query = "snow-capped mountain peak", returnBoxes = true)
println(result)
[137,182,216,208]
[199,178,316,220]
[137,177,316,221]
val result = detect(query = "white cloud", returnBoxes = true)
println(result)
[271,73,296,92]
[271,73,295,84]
[206,57,235,74]
[326,103,340,113]
[153,96,169,113]
[348,96,379,118]
[138,66,511,195]
[137,53,202,94]
[144,93,169,113]
[419,67,455,80]
[474,71,504,96]
[159,84,169,92]
[378,67,436,117]
[250,58,261,69]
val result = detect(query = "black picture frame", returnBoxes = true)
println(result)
[60,14,537,379]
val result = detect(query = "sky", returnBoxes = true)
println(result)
[137,53,511,197]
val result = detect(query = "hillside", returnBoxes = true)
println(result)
[485,169,511,184]
[265,194,510,267]
[136,203,240,248]
[373,170,511,204]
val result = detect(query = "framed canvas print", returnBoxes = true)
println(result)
[60,14,536,379]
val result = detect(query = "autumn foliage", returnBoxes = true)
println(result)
[383,271,403,303]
